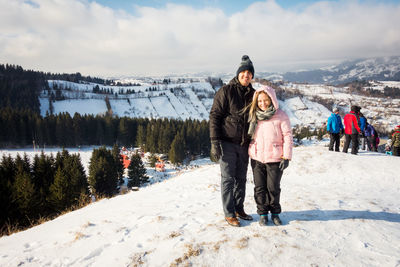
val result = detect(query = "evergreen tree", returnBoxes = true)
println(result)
[136,124,146,149]
[168,130,186,164]
[63,154,89,205]
[145,123,156,152]
[125,118,137,147]
[160,120,175,154]
[112,144,124,184]
[199,120,210,156]
[55,114,66,146]
[127,153,148,188]
[72,113,83,146]
[118,118,129,145]
[48,166,69,211]
[48,153,88,211]
[88,146,119,197]
[95,118,105,145]
[12,158,36,223]
[32,153,55,213]
[104,116,116,146]
[0,155,17,227]
[54,149,69,171]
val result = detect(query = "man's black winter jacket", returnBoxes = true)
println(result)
[209,78,255,146]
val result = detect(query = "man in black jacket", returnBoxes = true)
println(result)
[209,55,255,227]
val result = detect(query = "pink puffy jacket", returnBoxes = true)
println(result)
[248,86,293,163]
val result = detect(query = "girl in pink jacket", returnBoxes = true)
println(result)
[247,85,293,226]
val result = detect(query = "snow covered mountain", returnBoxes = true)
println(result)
[40,78,335,128]
[40,76,400,132]
[277,56,400,85]
[1,144,399,266]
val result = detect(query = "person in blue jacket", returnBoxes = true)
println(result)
[359,113,367,150]
[327,107,344,151]
[364,122,378,152]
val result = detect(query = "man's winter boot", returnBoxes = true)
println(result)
[225,217,240,227]
[235,211,253,221]
[271,214,282,226]
[259,214,268,226]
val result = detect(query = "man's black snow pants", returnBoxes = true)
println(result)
[251,159,283,215]
[219,141,249,218]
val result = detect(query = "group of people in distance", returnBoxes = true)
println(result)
[326,105,400,156]
[209,55,293,227]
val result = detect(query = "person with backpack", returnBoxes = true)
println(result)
[343,106,361,155]
[359,113,367,150]
[364,122,378,152]
[327,107,344,152]
[391,125,400,156]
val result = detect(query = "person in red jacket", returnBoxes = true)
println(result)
[342,106,361,155]
[392,125,400,156]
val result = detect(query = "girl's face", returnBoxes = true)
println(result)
[257,92,271,111]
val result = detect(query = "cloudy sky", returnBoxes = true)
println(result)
[1,0,400,77]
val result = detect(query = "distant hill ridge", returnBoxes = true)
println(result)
[259,56,400,85]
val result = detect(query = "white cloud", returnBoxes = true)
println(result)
[0,0,399,76]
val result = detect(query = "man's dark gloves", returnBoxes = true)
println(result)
[279,159,289,171]
[210,140,222,162]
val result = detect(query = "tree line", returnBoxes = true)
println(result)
[0,108,210,163]
[0,144,150,236]
[341,80,400,98]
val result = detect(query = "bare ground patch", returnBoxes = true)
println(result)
[128,250,154,267]
[170,243,202,267]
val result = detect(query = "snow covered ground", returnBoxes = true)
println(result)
[1,144,399,266]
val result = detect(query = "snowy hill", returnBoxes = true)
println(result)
[0,144,399,266]
[40,78,333,127]
[40,80,215,121]
[40,77,400,131]
[38,79,335,128]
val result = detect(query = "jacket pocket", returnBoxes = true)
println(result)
[222,116,242,139]
[271,143,283,159]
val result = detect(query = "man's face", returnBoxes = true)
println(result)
[238,70,253,87]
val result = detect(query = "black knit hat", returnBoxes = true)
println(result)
[236,55,254,78]
[351,105,359,112]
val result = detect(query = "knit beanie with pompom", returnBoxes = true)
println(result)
[236,55,254,78]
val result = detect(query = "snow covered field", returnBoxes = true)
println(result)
[1,144,399,266]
